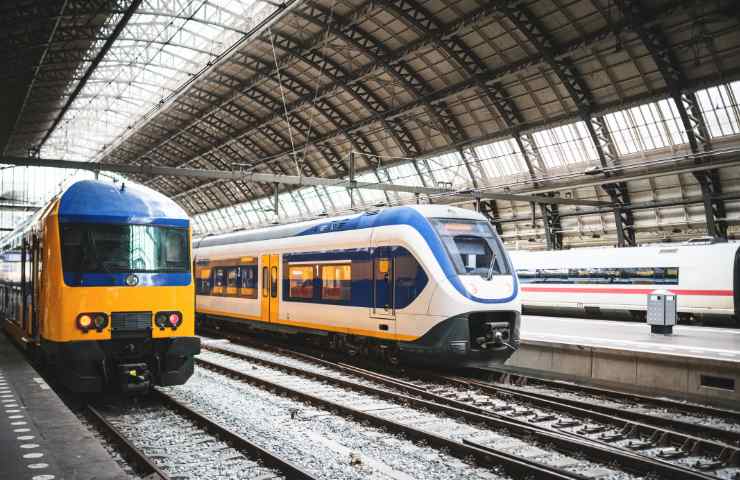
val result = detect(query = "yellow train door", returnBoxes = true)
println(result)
[261,254,280,323]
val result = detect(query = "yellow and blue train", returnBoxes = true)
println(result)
[0,179,200,392]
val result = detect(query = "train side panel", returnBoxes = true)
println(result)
[511,243,738,317]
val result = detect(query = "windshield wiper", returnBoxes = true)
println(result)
[486,253,497,281]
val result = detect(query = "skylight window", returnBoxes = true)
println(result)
[41,0,275,162]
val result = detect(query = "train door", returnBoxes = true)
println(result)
[20,238,28,335]
[30,235,40,340]
[372,248,395,320]
[260,254,280,322]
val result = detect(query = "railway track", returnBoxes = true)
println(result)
[199,337,740,480]
[199,328,740,444]
[467,366,740,443]
[169,365,521,479]
[199,339,734,480]
[87,388,312,480]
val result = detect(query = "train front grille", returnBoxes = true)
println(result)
[111,311,152,338]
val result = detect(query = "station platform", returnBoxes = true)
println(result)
[504,315,740,408]
[0,332,127,480]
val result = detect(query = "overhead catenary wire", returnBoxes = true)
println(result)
[299,1,338,169]
[267,27,300,177]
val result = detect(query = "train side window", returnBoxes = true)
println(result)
[262,266,268,297]
[196,268,211,295]
[271,266,278,298]
[239,265,258,299]
[320,264,351,302]
[288,265,314,299]
[213,268,225,296]
[226,268,238,296]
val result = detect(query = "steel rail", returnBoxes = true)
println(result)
[287,347,740,463]
[468,367,740,426]
[151,388,317,480]
[86,405,170,480]
[194,356,579,480]
[199,345,718,480]
[460,376,740,448]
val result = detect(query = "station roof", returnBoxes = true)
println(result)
[2,0,740,248]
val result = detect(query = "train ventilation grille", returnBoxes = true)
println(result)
[111,311,152,333]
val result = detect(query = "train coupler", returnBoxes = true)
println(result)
[117,363,151,393]
[474,321,512,350]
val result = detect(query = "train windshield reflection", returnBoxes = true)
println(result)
[60,223,190,274]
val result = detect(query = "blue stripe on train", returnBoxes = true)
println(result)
[63,272,192,287]
[297,207,518,304]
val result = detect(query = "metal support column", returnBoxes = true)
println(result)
[539,198,563,250]
[603,182,636,247]
[479,200,504,236]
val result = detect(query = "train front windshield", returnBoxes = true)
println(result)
[432,219,509,278]
[61,224,190,274]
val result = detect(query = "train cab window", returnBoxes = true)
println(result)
[239,265,258,299]
[321,264,351,302]
[212,268,225,295]
[60,223,189,275]
[432,219,509,278]
[288,265,314,299]
[262,266,268,297]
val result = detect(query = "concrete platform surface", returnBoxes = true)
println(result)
[503,316,740,408]
[521,315,740,362]
[0,332,127,480]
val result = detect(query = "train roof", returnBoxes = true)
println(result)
[195,204,487,249]
[58,180,188,227]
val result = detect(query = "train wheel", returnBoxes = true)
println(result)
[383,344,401,367]
[344,336,366,357]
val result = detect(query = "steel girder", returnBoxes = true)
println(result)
[107,0,523,172]
[131,22,414,191]
[617,0,727,239]
[478,199,504,236]
[602,182,637,247]
[502,3,639,248]
[110,0,712,176]
[539,198,563,250]
[39,0,143,149]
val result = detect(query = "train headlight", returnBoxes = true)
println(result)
[154,311,182,330]
[76,314,92,332]
[77,313,108,333]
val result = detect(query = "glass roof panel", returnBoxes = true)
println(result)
[531,122,599,169]
[474,138,528,179]
[41,0,277,162]
[696,82,740,138]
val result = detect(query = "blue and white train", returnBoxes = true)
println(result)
[193,205,521,365]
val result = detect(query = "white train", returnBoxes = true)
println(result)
[510,242,740,323]
[193,205,521,365]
